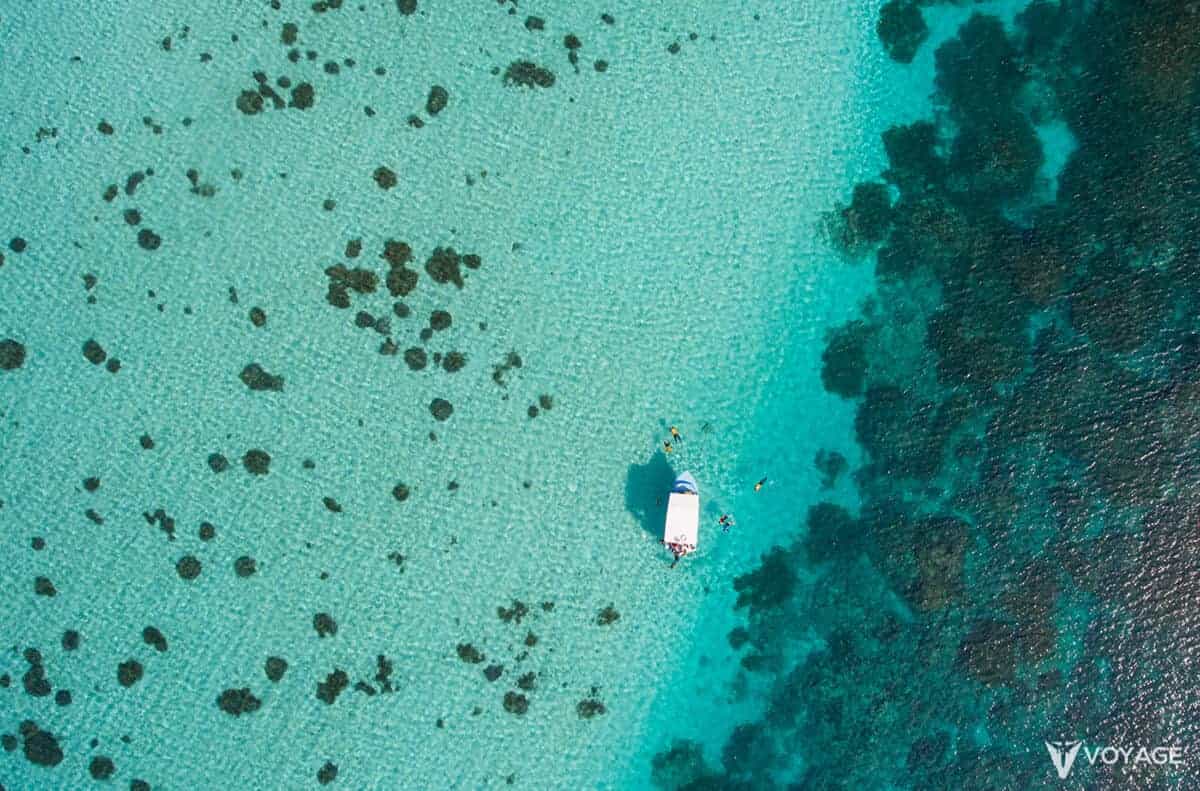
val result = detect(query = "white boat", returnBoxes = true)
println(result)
[663,472,699,561]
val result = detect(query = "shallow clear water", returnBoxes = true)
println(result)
[5,1,1198,789]
[0,2,882,788]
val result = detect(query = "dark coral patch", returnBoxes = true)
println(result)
[290,82,315,109]
[404,347,428,370]
[243,449,271,475]
[83,339,107,365]
[430,398,453,421]
[237,90,264,115]
[316,669,349,704]
[577,698,607,719]
[240,363,284,391]
[265,656,288,682]
[318,761,339,785]
[503,61,555,88]
[957,620,1017,686]
[503,691,528,715]
[143,626,168,652]
[426,85,449,115]
[176,555,202,581]
[821,321,871,398]
[234,556,258,577]
[425,247,465,287]
[136,228,162,251]
[217,687,262,716]
[208,453,229,473]
[0,339,27,370]
[877,0,928,63]
[313,612,338,637]
[117,659,144,688]
[21,724,63,767]
[373,166,398,190]
[89,755,116,780]
[456,643,484,663]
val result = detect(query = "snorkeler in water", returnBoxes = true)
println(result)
[754,477,767,492]
[670,426,682,442]
[664,440,674,454]
[718,514,734,532]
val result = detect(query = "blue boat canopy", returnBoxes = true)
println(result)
[671,472,698,496]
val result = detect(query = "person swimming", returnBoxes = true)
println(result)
[663,440,674,454]
[670,426,682,442]
[718,514,734,532]
[754,477,767,492]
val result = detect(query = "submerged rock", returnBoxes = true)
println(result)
[577,698,607,719]
[404,347,428,370]
[373,166,398,190]
[456,643,484,664]
[234,556,258,577]
[265,656,288,683]
[176,555,202,580]
[83,339,107,365]
[958,619,1017,686]
[243,449,271,475]
[426,85,449,115]
[502,691,528,715]
[503,61,555,88]
[237,90,264,115]
[22,724,63,767]
[89,755,115,780]
[142,626,168,652]
[117,659,144,688]
[314,612,338,638]
[240,363,284,391]
[430,398,453,421]
[290,83,315,109]
[425,247,464,288]
[216,687,262,716]
[877,0,928,63]
[316,669,349,704]
[0,339,26,370]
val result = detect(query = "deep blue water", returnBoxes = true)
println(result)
[645,2,1200,789]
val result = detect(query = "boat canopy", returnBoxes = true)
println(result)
[671,471,698,496]
[663,472,700,553]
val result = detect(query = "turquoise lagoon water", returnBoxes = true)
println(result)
[0,2,887,788]
[6,0,1193,789]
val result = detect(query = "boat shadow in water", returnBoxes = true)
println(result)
[625,450,676,538]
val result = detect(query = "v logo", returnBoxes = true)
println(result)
[1046,740,1083,779]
